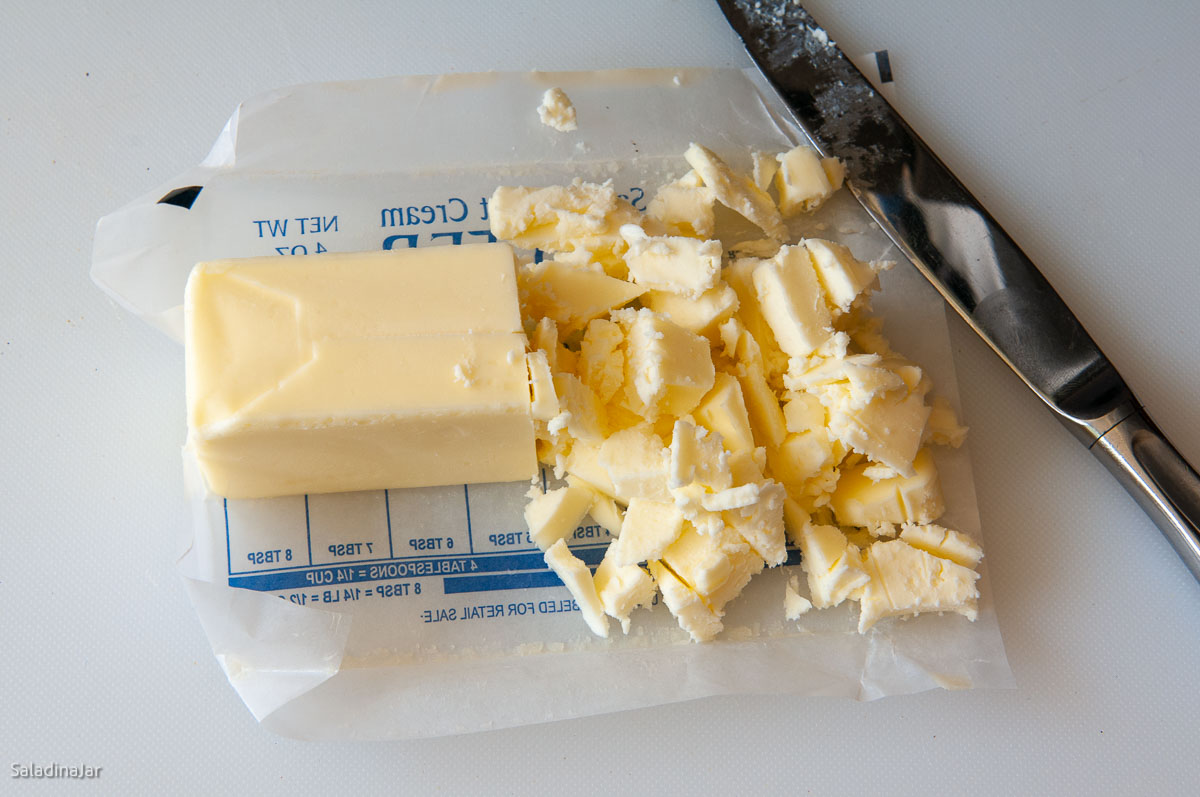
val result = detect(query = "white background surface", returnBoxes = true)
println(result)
[2,0,1199,793]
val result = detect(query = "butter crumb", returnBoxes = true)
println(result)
[538,87,578,132]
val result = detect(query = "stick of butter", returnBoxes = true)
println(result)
[185,244,537,499]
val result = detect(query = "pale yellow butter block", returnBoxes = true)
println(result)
[858,539,979,633]
[525,484,594,550]
[544,539,610,638]
[184,245,536,499]
[821,157,846,191]
[830,448,946,527]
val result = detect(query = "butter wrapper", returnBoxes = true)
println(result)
[92,68,1012,740]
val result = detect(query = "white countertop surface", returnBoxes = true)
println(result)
[3,0,1199,792]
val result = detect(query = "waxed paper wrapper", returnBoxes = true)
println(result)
[92,68,1012,740]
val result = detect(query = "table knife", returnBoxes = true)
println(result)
[717,0,1200,580]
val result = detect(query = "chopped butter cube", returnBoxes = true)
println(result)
[563,439,618,498]
[599,424,671,502]
[752,150,780,192]
[579,318,625,403]
[489,180,641,271]
[530,317,559,371]
[566,474,624,534]
[645,170,716,239]
[519,259,645,333]
[825,385,930,477]
[724,257,788,376]
[785,574,813,619]
[684,143,786,240]
[669,419,732,491]
[782,495,811,543]
[527,351,559,421]
[544,539,609,638]
[624,311,715,420]
[694,372,756,454]
[857,539,980,633]
[588,491,625,535]
[775,145,835,215]
[821,157,846,192]
[619,225,722,298]
[728,447,768,487]
[593,550,656,633]
[767,429,836,495]
[525,485,594,550]
[612,498,686,566]
[925,395,969,448]
[803,238,888,315]
[641,282,739,342]
[899,523,983,568]
[724,330,787,449]
[663,524,764,613]
[649,560,723,642]
[537,87,577,132]
[797,522,870,609]
[790,354,932,476]
[723,480,787,566]
[551,374,606,442]
[752,245,833,359]
[830,447,945,527]
[783,392,825,434]
[701,483,762,512]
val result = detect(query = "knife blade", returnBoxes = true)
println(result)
[718,0,1200,580]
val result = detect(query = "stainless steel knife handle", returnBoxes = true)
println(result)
[1092,409,1200,580]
